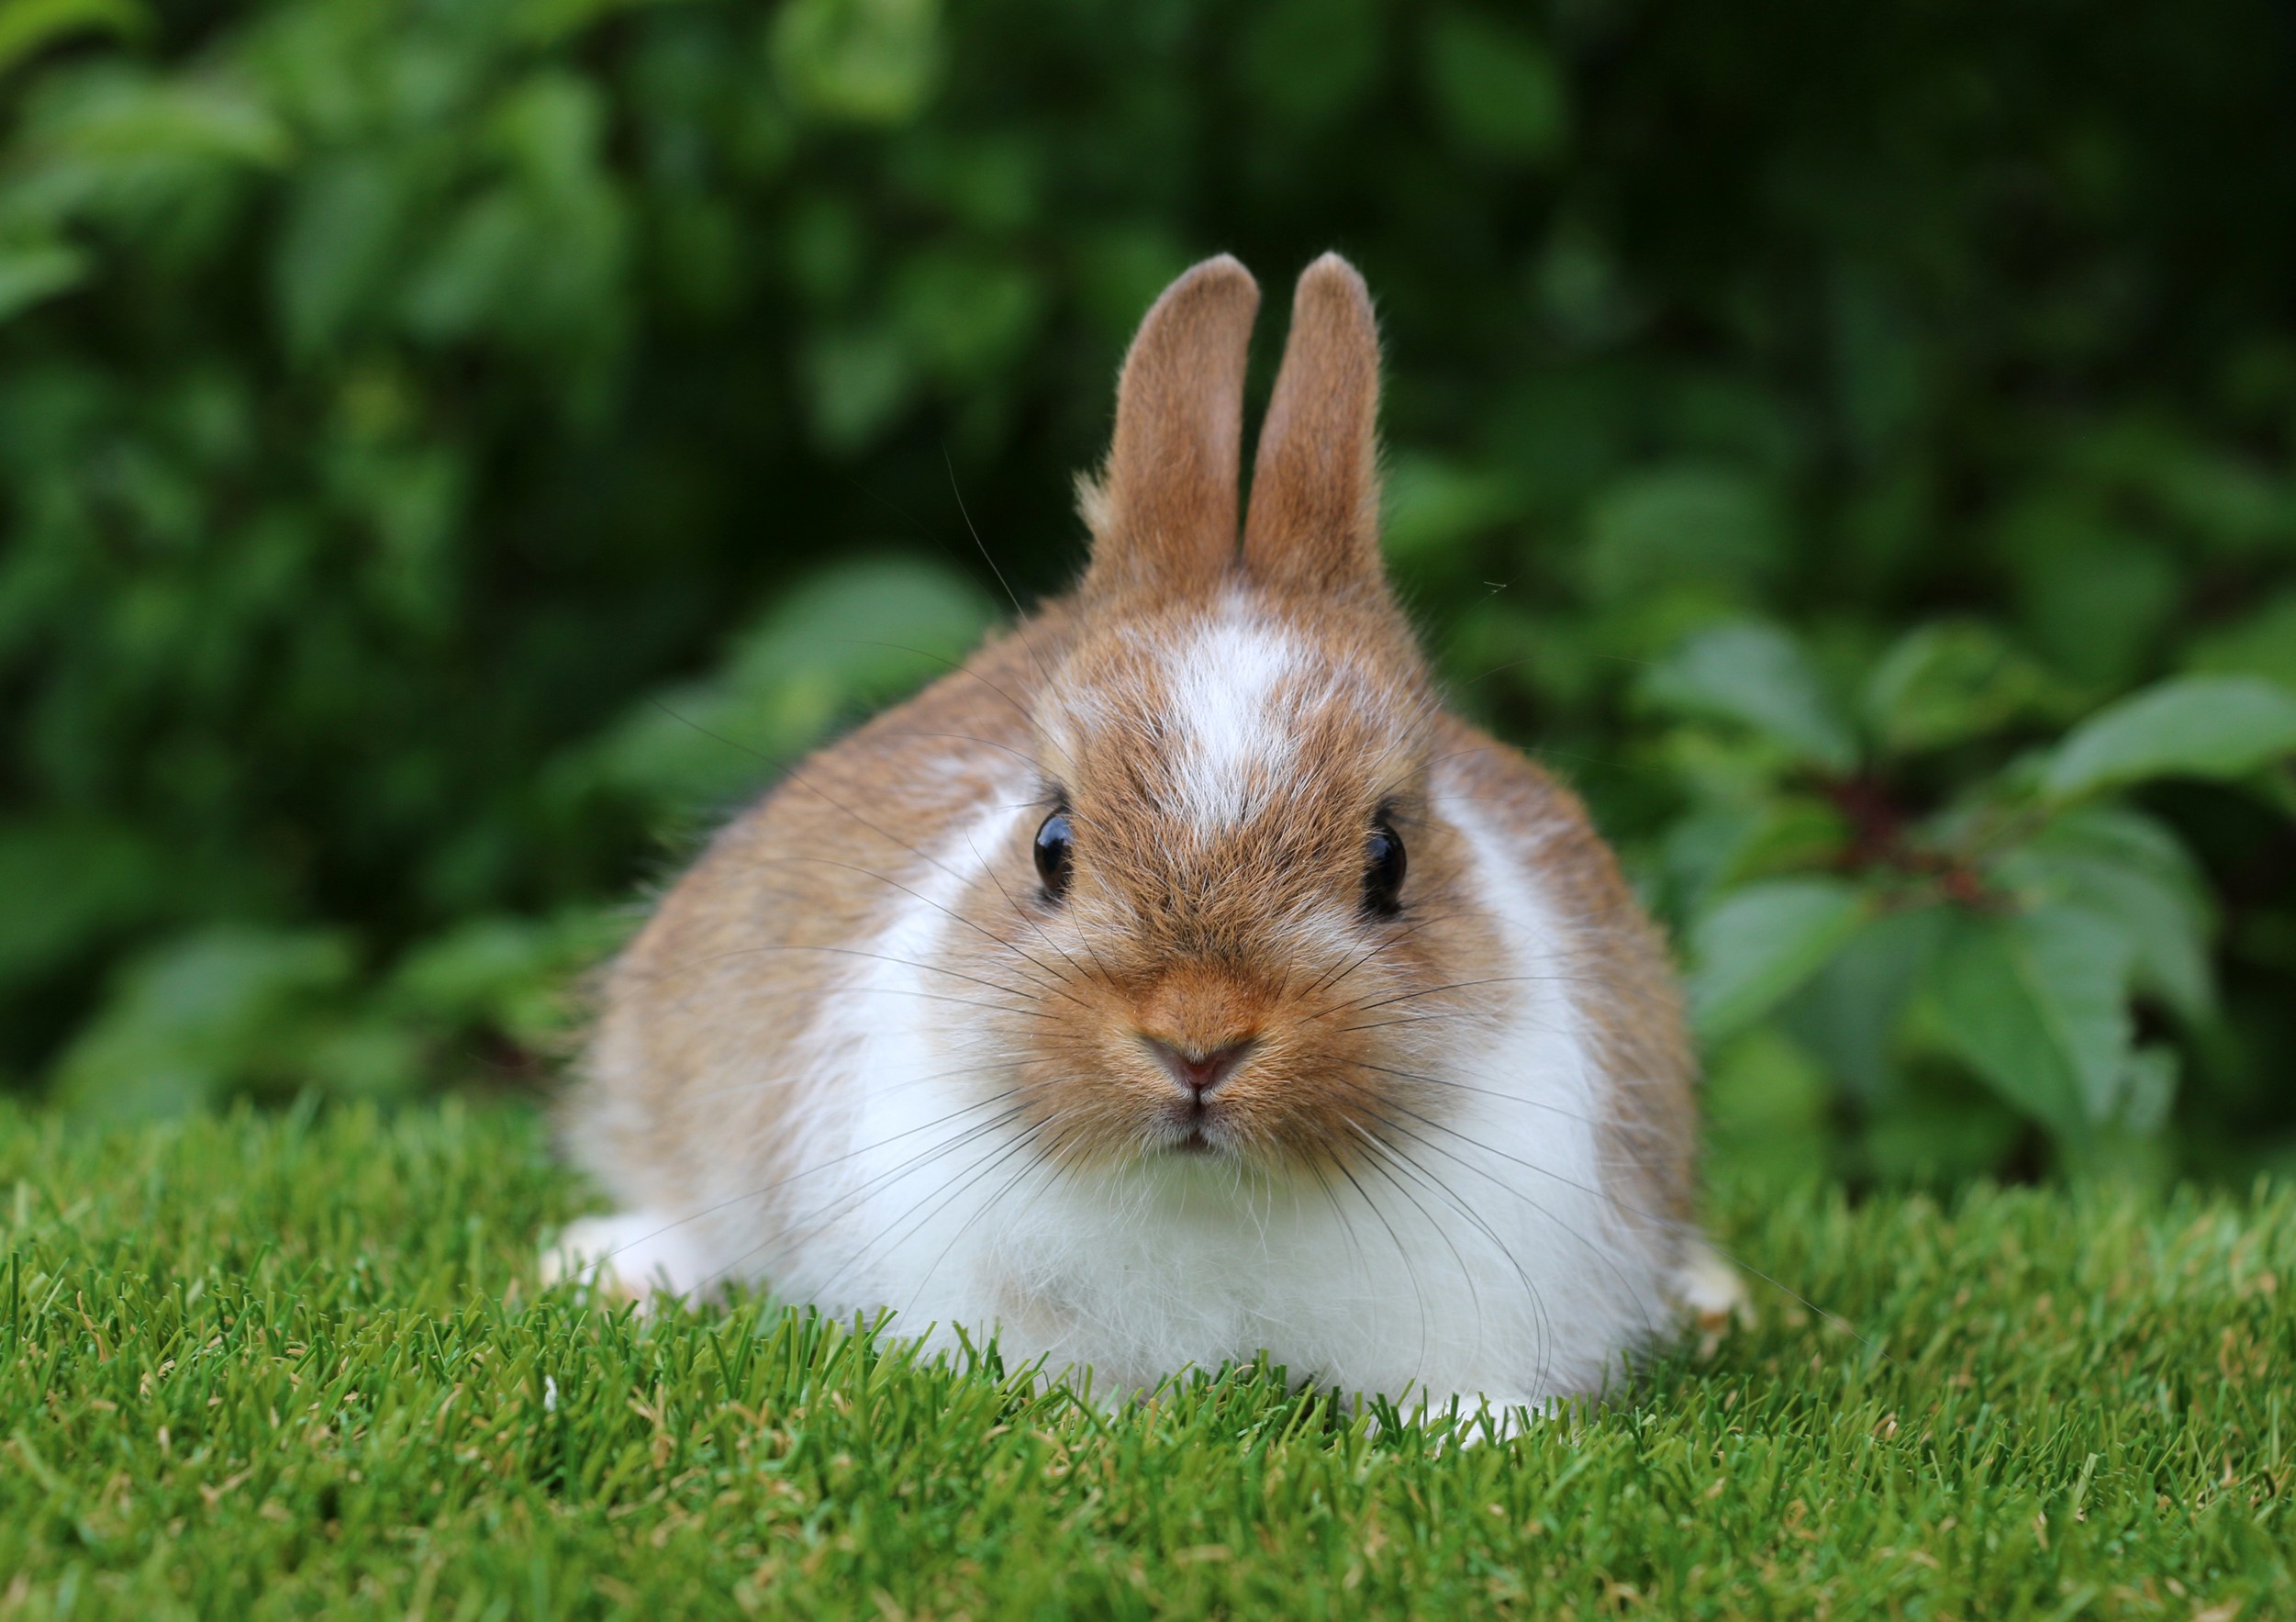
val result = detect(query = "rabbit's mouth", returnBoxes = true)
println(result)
[1165,1098,1219,1154]
[1155,1095,1231,1158]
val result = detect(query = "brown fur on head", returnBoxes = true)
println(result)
[942,254,1507,1171]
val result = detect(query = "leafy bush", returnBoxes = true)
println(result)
[2,0,2291,1180]
[1655,629,2295,1183]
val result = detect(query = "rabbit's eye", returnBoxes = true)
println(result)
[1363,819,1406,916]
[1034,810,1075,900]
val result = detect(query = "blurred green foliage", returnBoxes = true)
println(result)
[2,0,2292,1182]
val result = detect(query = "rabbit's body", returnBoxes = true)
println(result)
[553,255,1733,1424]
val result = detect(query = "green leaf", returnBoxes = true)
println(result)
[1688,877,1873,1039]
[1997,493,2179,688]
[1923,904,2134,1140]
[385,911,622,1050]
[1533,219,1642,348]
[892,249,1042,383]
[399,193,529,340]
[1660,795,1852,920]
[21,73,291,178]
[799,324,917,452]
[0,818,166,986]
[273,156,408,355]
[773,0,942,127]
[491,72,610,196]
[1702,1025,1833,1193]
[1074,226,1191,340]
[53,925,359,1120]
[1644,621,1858,775]
[1779,904,1949,1107]
[0,240,88,321]
[2186,589,2296,691]
[2116,1045,2179,1135]
[1858,1080,2027,1188]
[510,0,675,46]
[1995,806,2215,1020]
[1423,10,1570,162]
[1382,454,1523,570]
[570,555,996,820]
[1861,619,2071,756]
[1585,465,1786,605]
[1242,0,1383,129]
[0,0,146,76]
[1422,9,1566,163]
[2043,674,2296,800]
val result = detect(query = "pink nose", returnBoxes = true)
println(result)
[1141,1035,1254,1096]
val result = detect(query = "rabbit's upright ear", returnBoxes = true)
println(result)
[1079,256,1260,602]
[1242,254,1384,598]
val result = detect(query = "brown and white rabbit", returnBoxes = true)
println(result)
[547,253,1741,1428]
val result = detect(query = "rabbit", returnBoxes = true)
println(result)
[544,253,1743,1431]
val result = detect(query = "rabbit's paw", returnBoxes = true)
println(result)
[539,1212,708,1310]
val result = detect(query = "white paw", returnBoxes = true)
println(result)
[1375,1392,1546,1448]
[1452,1393,1544,1445]
[539,1212,710,1309]
[1672,1235,1752,1335]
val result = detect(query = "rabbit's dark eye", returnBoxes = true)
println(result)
[1363,819,1406,916]
[1034,810,1074,900]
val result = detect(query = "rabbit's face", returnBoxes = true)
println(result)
[940,589,1503,1170]
[924,252,1517,1172]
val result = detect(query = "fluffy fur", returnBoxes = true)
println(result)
[548,253,1737,1428]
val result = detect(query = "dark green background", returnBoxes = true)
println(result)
[3,0,2291,1180]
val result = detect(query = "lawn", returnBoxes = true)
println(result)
[0,1102,2287,1619]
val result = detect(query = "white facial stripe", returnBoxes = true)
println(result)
[1160,608,1310,829]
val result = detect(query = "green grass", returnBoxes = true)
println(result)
[1,1102,2288,1619]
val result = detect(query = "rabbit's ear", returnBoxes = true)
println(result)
[1079,255,1260,601]
[1242,253,1384,598]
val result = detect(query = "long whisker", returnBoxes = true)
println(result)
[1305,911,1449,1001]
[1326,1153,1430,1389]
[751,856,1085,1001]
[562,1090,1031,1276]
[644,703,1073,999]
[801,986,1058,1021]
[944,447,1068,701]
[629,941,1072,1012]
[700,1101,1042,1296]
[833,641,1038,727]
[826,464,1038,663]
[897,1122,1069,1319]
[1382,1101,1888,1361]
[875,727,1046,769]
[1342,1117,1562,1394]
[1312,974,1578,1022]
[963,822,1102,992]
[1305,1156,1372,1308]
[1334,1084,1661,1350]
[671,1052,1065,1110]
[1343,1118,1487,1370]
[809,1113,1054,1309]
[1410,1136,1559,1402]
[1341,1057,1660,1139]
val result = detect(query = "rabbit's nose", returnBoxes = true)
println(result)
[1140,1035,1255,1096]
